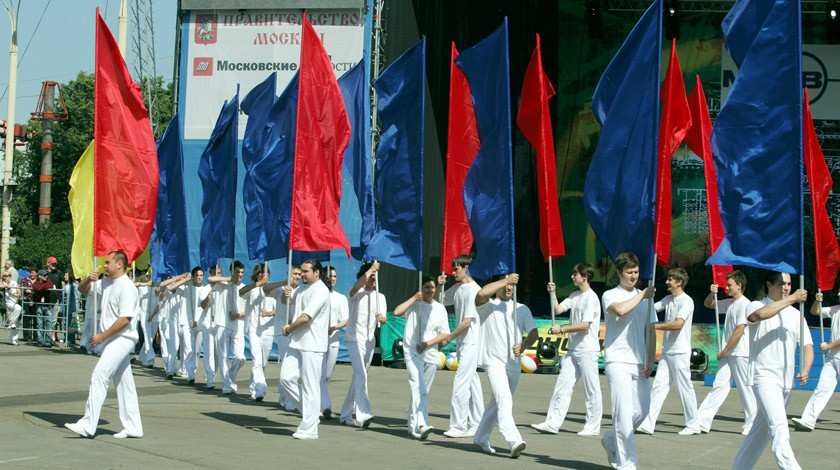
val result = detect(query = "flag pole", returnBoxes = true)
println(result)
[549,256,556,326]
[375,263,382,366]
[713,291,722,351]
[286,248,292,330]
[644,254,657,372]
[92,255,99,339]
[818,288,826,364]
[799,274,806,376]
[438,271,444,303]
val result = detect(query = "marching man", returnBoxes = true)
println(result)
[321,266,349,418]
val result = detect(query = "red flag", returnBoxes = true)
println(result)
[804,88,840,291]
[289,15,352,256]
[516,34,564,261]
[653,39,692,266]
[440,43,480,273]
[685,75,731,286]
[94,10,159,262]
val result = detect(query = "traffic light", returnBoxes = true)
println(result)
[0,120,6,138]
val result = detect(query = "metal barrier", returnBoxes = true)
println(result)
[0,286,78,348]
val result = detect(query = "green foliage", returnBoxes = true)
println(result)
[8,220,73,272]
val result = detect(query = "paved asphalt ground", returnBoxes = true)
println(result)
[1,342,838,469]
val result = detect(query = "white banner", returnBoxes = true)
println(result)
[183,10,365,140]
[721,44,840,121]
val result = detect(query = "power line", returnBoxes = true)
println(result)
[0,0,51,102]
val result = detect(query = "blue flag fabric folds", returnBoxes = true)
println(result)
[199,92,239,269]
[151,114,191,277]
[455,20,515,280]
[339,59,375,261]
[365,38,426,271]
[707,0,803,274]
[241,72,277,260]
[582,1,662,275]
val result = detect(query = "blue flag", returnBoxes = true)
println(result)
[707,0,803,274]
[338,59,375,261]
[455,20,515,280]
[365,38,426,271]
[151,114,191,278]
[199,91,239,269]
[242,72,277,260]
[582,1,662,275]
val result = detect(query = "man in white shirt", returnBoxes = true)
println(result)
[239,263,275,401]
[532,263,603,436]
[637,268,697,434]
[438,254,484,438]
[218,261,246,394]
[2,270,21,345]
[156,275,186,379]
[206,264,228,390]
[394,276,451,440]
[192,266,215,388]
[135,271,158,368]
[173,270,203,383]
[681,270,755,435]
[473,273,538,459]
[65,251,143,439]
[340,261,387,428]
[263,264,301,410]
[281,259,331,440]
[600,252,656,470]
[791,286,840,431]
[732,271,812,470]
[321,266,348,418]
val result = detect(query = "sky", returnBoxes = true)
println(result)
[0,0,177,124]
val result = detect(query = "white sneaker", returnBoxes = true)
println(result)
[678,427,701,436]
[64,422,92,438]
[292,432,318,440]
[790,418,814,431]
[509,441,526,459]
[443,428,469,438]
[577,429,600,437]
[741,429,750,436]
[530,422,559,434]
[465,428,477,437]
[113,430,142,439]
[636,425,654,435]
[475,440,496,454]
[601,436,619,469]
[419,425,434,440]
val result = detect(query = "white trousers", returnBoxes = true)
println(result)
[797,354,840,428]
[449,342,484,432]
[475,364,523,450]
[198,327,217,386]
[640,353,697,431]
[545,350,602,432]
[138,319,158,365]
[406,354,437,433]
[74,336,143,436]
[689,355,755,432]
[177,323,194,378]
[281,348,324,437]
[604,362,650,470]
[6,302,20,342]
[80,312,95,351]
[733,384,800,470]
[217,329,245,393]
[340,339,375,423]
[320,342,340,410]
[248,330,274,398]
[161,319,179,374]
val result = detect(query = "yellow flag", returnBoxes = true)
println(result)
[68,141,104,276]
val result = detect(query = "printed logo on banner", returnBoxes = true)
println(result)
[195,14,218,44]
[193,57,213,76]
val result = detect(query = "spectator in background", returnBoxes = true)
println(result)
[63,270,81,346]
[1,270,21,344]
[33,269,55,347]
[45,256,64,344]
[20,269,35,341]
[4,259,19,283]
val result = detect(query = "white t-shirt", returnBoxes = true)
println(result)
[747,297,813,389]
[270,285,296,336]
[475,298,537,369]
[244,288,275,336]
[719,296,751,357]
[158,289,179,324]
[99,274,139,342]
[818,305,840,359]
[442,281,480,346]
[346,289,387,343]
[289,280,330,353]
[193,285,213,330]
[654,292,694,354]
[328,291,349,345]
[226,282,246,334]
[559,289,601,353]
[602,285,657,365]
[4,279,18,308]
[210,282,229,330]
[403,300,451,363]
[137,285,158,323]
[175,284,207,327]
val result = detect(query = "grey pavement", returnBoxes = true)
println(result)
[1,342,838,469]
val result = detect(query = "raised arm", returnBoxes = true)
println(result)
[608,287,655,317]
[349,261,379,298]
[748,289,807,323]
[475,274,518,306]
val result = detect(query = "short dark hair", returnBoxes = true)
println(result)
[614,252,639,273]
[667,268,689,286]
[452,254,473,269]
[763,271,786,292]
[208,264,221,275]
[572,263,595,283]
[191,266,203,277]
[422,275,436,285]
[232,260,244,272]
[109,250,129,270]
[357,262,374,279]
[303,259,330,289]
[726,270,747,289]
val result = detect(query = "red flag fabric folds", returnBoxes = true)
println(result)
[804,88,840,291]
[685,75,730,287]
[516,34,564,261]
[289,15,352,257]
[653,39,691,266]
[94,10,159,262]
[440,43,480,273]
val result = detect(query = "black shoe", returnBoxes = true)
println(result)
[165,374,174,380]
[322,409,332,420]
[188,379,195,385]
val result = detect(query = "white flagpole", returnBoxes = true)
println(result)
[818,288,826,364]
[549,256,556,326]
[644,255,657,372]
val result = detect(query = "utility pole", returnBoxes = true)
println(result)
[1,0,19,265]
[38,83,55,225]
